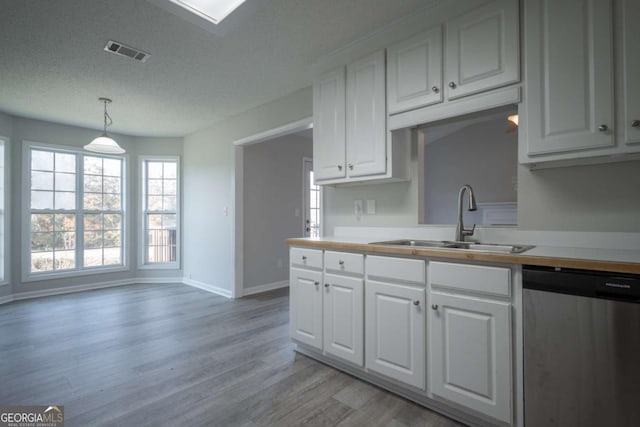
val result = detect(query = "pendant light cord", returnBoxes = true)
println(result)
[103,99,113,133]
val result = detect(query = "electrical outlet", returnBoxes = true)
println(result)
[366,199,376,215]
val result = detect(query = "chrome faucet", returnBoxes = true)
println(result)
[455,184,478,242]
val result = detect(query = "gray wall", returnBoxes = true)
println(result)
[423,118,518,224]
[183,87,312,294]
[243,134,312,289]
[0,113,183,297]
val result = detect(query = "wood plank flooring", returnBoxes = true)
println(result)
[0,283,463,427]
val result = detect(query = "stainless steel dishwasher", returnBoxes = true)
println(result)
[523,265,640,427]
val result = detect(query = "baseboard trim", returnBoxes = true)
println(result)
[182,278,232,299]
[242,280,289,296]
[11,279,135,302]
[0,295,12,305]
[135,277,183,284]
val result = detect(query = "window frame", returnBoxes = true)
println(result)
[21,141,128,282]
[0,137,8,285]
[138,155,180,270]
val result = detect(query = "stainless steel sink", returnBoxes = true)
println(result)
[370,239,535,254]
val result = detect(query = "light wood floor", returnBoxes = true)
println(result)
[0,283,463,427]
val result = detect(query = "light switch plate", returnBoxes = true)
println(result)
[366,199,376,215]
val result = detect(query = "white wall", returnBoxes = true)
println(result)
[0,112,12,300]
[183,87,312,295]
[243,134,312,289]
[0,114,183,297]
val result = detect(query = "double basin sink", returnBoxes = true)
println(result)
[370,239,535,254]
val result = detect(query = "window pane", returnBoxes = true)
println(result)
[103,193,121,210]
[32,232,53,251]
[103,247,121,265]
[55,172,76,191]
[84,213,102,231]
[32,214,53,232]
[54,231,76,250]
[32,150,53,171]
[163,214,177,229]
[148,179,163,195]
[148,196,163,211]
[163,196,176,211]
[55,250,75,270]
[84,248,103,267]
[31,190,54,209]
[103,177,120,194]
[148,162,163,178]
[84,174,102,192]
[163,179,177,196]
[55,191,76,210]
[55,153,76,173]
[54,214,75,231]
[147,214,162,228]
[164,162,177,179]
[84,231,103,249]
[32,252,54,272]
[31,171,53,190]
[103,230,121,248]
[103,158,121,177]
[83,192,102,210]
[84,156,102,175]
[104,214,121,230]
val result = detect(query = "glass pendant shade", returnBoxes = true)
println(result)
[85,98,125,154]
[85,133,125,154]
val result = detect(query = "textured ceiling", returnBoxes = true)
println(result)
[0,0,427,137]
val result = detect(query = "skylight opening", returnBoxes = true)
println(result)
[173,0,246,24]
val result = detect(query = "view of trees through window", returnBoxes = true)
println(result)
[143,160,178,264]
[29,147,123,273]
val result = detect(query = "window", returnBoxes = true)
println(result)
[141,158,179,267]
[26,144,125,277]
[303,158,320,238]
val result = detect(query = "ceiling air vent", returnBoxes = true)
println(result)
[104,40,151,63]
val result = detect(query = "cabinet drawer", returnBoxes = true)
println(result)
[290,247,323,270]
[366,256,425,284]
[430,261,510,297]
[325,251,364,276]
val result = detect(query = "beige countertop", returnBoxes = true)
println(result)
[286,236,640,274]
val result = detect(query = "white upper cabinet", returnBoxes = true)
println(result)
[313,68,346,181]
[620,0,640,145]
[522,0,620,162]
[387,26,443,115]
[445,0,519,100]
[346,50,387,178]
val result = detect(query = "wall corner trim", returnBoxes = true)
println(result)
[182,277,233,299]
[242,280,289,297]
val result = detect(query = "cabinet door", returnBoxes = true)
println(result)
[290,268,323,350]
[524,0,614,155]
[621,0,640,145]
[323,274,364,366]
[365,280,425,389]
[429,292,512,424]
[313,67,346,181]
[346,50,387,178]
[387,27,443,115]
[445,0,519,100]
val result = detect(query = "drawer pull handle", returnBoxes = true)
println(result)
[314,281,319,286]
[338,260,344,265]
[302,256,307,261]
[632,120,640,128]
[413,300,420,306]
[448,81,456,89]
[431,86,439,93]
[324,283,330,288]
[598,124,608,132]
[431,304,438,310]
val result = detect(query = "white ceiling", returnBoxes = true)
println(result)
[0,0,427,137]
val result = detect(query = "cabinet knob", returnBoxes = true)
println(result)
[314,281,319,286]
[302,255,307,261]
[631,120,640,128]
[413,300,420,306]
[348,163,354,170]
[431,86,439,93]
[338,260,344,265]
[598,124,609,132]
[448,82,456,89]
[431,304,438,310]
[337,164,343,171]
[324,283,330,288]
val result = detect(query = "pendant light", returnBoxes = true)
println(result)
[84,97,125,154]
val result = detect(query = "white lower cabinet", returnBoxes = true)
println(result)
[290,267,323,350]
[323,273,364,366]
[365,280,426,389]
[429,261,513,424]
[365,255,426,390]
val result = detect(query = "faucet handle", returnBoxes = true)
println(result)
[463,223,476,236]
